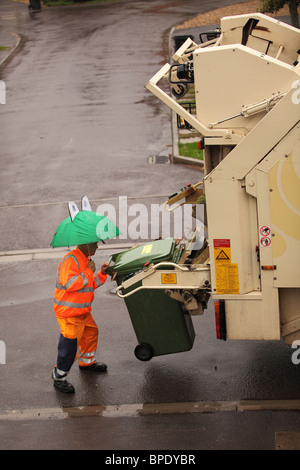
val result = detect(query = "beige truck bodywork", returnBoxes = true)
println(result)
[141,13,300,344]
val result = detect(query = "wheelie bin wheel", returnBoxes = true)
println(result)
[134,343,154,361]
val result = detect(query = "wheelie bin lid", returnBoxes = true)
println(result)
[107,238,176,277]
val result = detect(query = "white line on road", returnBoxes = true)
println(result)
[0,244,135,262]
[0,194,170,210]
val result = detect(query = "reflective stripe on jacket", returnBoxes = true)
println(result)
[54,247,107,318]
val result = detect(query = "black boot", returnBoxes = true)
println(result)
[53,379,75,394]
[79,362,107,372]
[52,368,75,394]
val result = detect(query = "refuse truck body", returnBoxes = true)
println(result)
[139,13,300,346]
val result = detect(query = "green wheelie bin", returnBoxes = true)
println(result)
[107,238,195,361]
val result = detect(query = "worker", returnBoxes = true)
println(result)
[52,242,109,394]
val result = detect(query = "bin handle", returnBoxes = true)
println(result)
[116,284,154,298]
[152,261,189,271]
[163,200,184,212]
[116,284,193,299]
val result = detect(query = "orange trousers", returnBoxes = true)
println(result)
[55,313,98,374]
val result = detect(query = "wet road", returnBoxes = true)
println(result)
[0,0,299,450]
[0,0,237,251]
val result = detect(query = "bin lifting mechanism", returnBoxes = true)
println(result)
[116,261,211,316]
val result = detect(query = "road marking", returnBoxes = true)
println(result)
[0,400,299,421]
[0,244,134,263]
[0,194,170,210]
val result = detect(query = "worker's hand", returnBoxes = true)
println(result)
[100,262,109,274]
[88,259,96,273]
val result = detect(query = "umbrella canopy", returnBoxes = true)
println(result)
[51,210,120,248]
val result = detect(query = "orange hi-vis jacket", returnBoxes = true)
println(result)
[54,247,107,319]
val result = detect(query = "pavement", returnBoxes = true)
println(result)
[0,30,21,67]
[0,2,299,453]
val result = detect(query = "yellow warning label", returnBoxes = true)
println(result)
[214,241,239,294]
[215,263,239,295]
[214,243,231,263]
[142,244,153,255]
[215,248,231,262]
[161,273,177,284]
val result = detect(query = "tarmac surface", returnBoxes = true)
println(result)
[0,248,299,452]
[0,0,299,453]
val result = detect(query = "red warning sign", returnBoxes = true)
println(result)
[260,237,271,247]
[213,239,230,248]
[259,226,272,247]
[260,226,271,237]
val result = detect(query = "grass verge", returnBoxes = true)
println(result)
[178,142,203,160]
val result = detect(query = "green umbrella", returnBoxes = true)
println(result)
[51,199,120,248]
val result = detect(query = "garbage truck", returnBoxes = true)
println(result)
[108,13,300,359]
